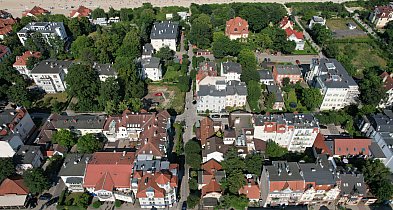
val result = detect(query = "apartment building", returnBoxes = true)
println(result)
[198,159,225,207]
[225,17,249,40]
[220,61,242,82]
[93,63,117,81]
[337,172,376,205]
[59,154,91,192]
[15,145,43,174]
[369,3,393,28]
[140,57,162,81]
[17,22,68,46]
[380,72,393,108]
[13,51,41,77]
[306,58,359,111]
[197,79,247,113]
[272,64,303,85]
[31,60,73,93]
[253,113,319,152]
[196,62,217,83]
[150,21,179,51]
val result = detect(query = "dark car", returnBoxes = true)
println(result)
[182,201,187,210]
[39,193,52,201]
[45,196,59,206]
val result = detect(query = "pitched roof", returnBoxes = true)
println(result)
[31,60,73,74]
[15,145,42,165]
[225,17,249,36]
[202,137,230,158]
[23,6,49,17]
[0,178,29,195]
[239,183,260,200]
[381,72,393,91]
[313,133,333,155]
[0,45,9,59]
[201,178,221,196]
[285,28,304,39]
[13,51,41,67]
[58,154,91,177]
[198,117,215,146]
[136,173,165,198]
[44,113,106,130]
[374,5,393,18]
[333,138,371,156]
[0,18,16,35]
[150,21,179,39]
[279,16,294,29]
[69,5,91,18]
[201,159,222,172]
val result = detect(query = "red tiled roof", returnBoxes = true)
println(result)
[0,178,29,196]
[239,184,260,200]
[254,138,267,152]
[83,152,135,189]
[69,6,92,18]
[334,138,371,156]
[279,16,294,29]
[13,51,41,67]
[270,180,304,192]
[198,117,215,146]
[225,17,249,36]
[23,6,49,17]
[285,28,304,39]
[201,178,221,197]
[0,45,9,59]
[313,133,332,155]
[381,72,393,91]
[136,173,165,198]
[201,159,222,172]
[375,5,393,18]
[0,18,16,35]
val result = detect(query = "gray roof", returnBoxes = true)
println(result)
[202,137,229,157]
[142,43,154,56]
[312,16,325,22]
[265,161,304,182]
[253,113,319,129]
[275,64,302,75]
[367,110,393,132]
[202,197,218,207]
[222,61,242,74]
[314,58,358,89]
[65,177,83,184]
[18,22,65,34]
[45,113,106,130]
[258,70,274,80]
[378,132,393,153]
[340,173,367,196]
[299,159,336,185]
[267,85,283,102]
[0,109,19,127]
[93,63,117,76]
[369,142,386,158]
[15,145,41,164]
[198,80,247,97]
[134,160,170,172]
[141,57,160,69]
[31,60,73,74]
[58,154,91,177]
[150,21,179,39]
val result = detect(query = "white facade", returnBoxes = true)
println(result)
[150,21,179,52]
[202,151,224,163]
[0,135,23,158]
[32,72,67,93]
[308,16,326,29]
[288,34,305,51]
[140,57,162,81]
[151,39,177,52]
[369,5,393,29]
[220,62,241,82]
[17,22,68,46]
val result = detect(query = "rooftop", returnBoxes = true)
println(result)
[267,85,284,103]
[13,51,42,67]
[150,21,179,39]
[340,173,366,196]
[222,61,242,74]
[15,145,41,165]
[43,113,106,130]
[141,57,161,69]
[198,80,247,97]
[314,58,357,89]
[59,154,92,177]
[93,63,117,76]
[274,64,302,75]
[258,69,274,80]
[69,5,91,18]
[31,60,73,74]
[225,17,249,35]
[0,178,29,196]
[142,43,154,56]
[18,22,64,34]
[367,109,393,132]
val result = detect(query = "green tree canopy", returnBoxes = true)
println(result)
[185,139,202,169]
[219,194,249,210]
[245,154,264,175]
[77,134,103,153]
[212,33,241,58]
[0,158,15,182]
[116,29,141,59]
[238,49,259,84]
[75,192,92,208]
[221,169,246,194]
[155,47,175,63]
[178,76,191,92]
[99,77,121,110]
[301,87,323,111]
[359,67,386,107]
[266,140,288,158]
[362,159,393,202]
[23,168,49,194]
[247,80,262,113]
[52,129,77,148]
[189,14,213,49]
[92,8,107,19]
[187,193,200,209]
[221,149,246,174]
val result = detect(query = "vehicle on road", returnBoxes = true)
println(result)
[39,193,52,201]
[182,201,187,210]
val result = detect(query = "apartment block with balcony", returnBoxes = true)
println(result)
[31,60,73,93]
[17,22,68,46]
[59,154,91,192]
[220,61,242,82]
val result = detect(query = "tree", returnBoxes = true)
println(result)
[238,49,259,84]
[212,33,240,58]
[91,8,107,19]
[219,194,249,210]
[178,76,191,92]
[266,140,288,158]
[0,158,15,182]
[70,35,95,61]
[264,92,276,110]
[116,30,141,59]
[75,192,91,208]
[26,56,40,70]
[222,170,246,194]
[155,47,174,63]
[359,67,386,107]
[245,154,263,175]
[189,178,198,190]
[324,43,339,58]
[99,77,121,110]
[362,159,393,202]
[108,7,119,18]
[301,87,323,111]
[77,134,103,153]
[221,149,245,174]
[115,199,122,208]
[185,139,202,169]
[23,168,49,194]
[189,14,213,49]
[310,24,332,46]
[247,80,262,113]
[52,129,77,148]
[120,8,133,21]
[187,193,200,209]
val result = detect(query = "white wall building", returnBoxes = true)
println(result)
[220,61,242,82]
[380,72,393,108]
[369,4,393,29]
[59,154,91,192]
[140,57,162,81]
[150,21,179,51]
[31,60,72,93]
[17,22,68,46]
[309,16,326,29]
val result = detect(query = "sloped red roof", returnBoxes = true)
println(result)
[279,16,294,29]
[202,178,221,196]
[198,117,215,146]
[0,18,16,35]
[285,28,304,39]
[136,172,177,198]
[225,17,249,36]
[239,184,260,200]
[201,159,222,172]
[313,133,332,155]
[381,72,393,91]
[375,5,393,18]
[0,178,29,196]
[69,5,92,18]
[23,6,49,17]
[270,180,304,192]
[334,138,371,156]
[13,51,41,67]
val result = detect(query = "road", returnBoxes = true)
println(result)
[294,16,325,58]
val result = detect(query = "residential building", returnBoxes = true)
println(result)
[31,60,73,93]
[380,72,393,108]
[337,172,375,205]
[83,151,136,202]
[0,106,35,143]
[285,28,305,50]
[0,17,16,39]
[253,113,320,152]
[196,61,217,82]
[306,58,359,111]
[93,18,108,26]
[239,177,260,204]
[140,57,162,81]
[0,178,30,208]
[369,4,393,29]
[13,51,42,77]
[266,85,285,111]
[0,45,10,62]
[272,64,303,85]
[225,17,249,40]
[309,16,326,29]
[14,145,43,174]
[328,137,372,156]
[196,117,216,148]
[150,21,179,51]
[93,63,117,81]
[220,61,242,82]
[279,16,294,30]
[17,22,68,46]
[103,110,171,159]
[202,137,229,163]
[0,10,12,19]
[69,5,92,18]
[197,80,247,113]
[198,159,225,207]
[22,6,50,17]
[59,154,91,192]
[196,76,226,92]
[260,161,305,207]
[142,43,154,59]
[258,70,274,85]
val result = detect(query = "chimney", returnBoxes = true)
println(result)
[122,151,126,156]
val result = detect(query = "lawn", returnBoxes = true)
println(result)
[32,92,69,112]
[166,85,186,114]
[326,18,368,39]
[326,18,353,30]
[292,41,318,55]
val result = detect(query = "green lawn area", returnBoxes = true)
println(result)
[326,18,353,30]
[292,41,317,55]
[32,92,69,112]
[166,85,186,114]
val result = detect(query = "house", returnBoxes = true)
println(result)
[31,60,73,93]
[309,16,326,29]
[337,172,369,205]
[253,113,320,152]
[0,45,10,63]
[22,6,50,17]
[0,10,12,19]
[0,18,16,39]
[17,22,68,46]
[313,133,333,156]
[225,17,249,40]
[239,177,260,204]
[198,159,225,207]
[266,85,285,111]
[14,145,43,174]
[197,80,247,113]
[380,72,393,108]
[83,151,136,202]
[328,137,372,156]
[260,161,305,207]
[196,117,216,148]
[69,6,92,18]
[140,57,162,81]
[196,61,217,82]
[202,137,229,163]
[258,70,274,85]
[0,178,30,208]
[220,61,242,82]
[93,63,117,81]
[142,43,154,59]
[369,4,393,29]
[196,76,226,91]
[279,16,294,30]
[13,51,41,77]
[272,64,303,85]
[150,21,179,51]
[285,28,305,50]
[93,18,108,26]
[196,49,212,57]
[59,154,91,192]
[306,58,359,111]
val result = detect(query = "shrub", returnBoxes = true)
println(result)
[115,200,122,208]
[92,201,101,208]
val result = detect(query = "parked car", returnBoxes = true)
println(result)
[182,201,187,210]
[39,193,52,201]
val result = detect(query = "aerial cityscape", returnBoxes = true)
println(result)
[1,0,393,209]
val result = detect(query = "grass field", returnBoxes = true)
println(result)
[326,18,368,39]
[326,18,353,30]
